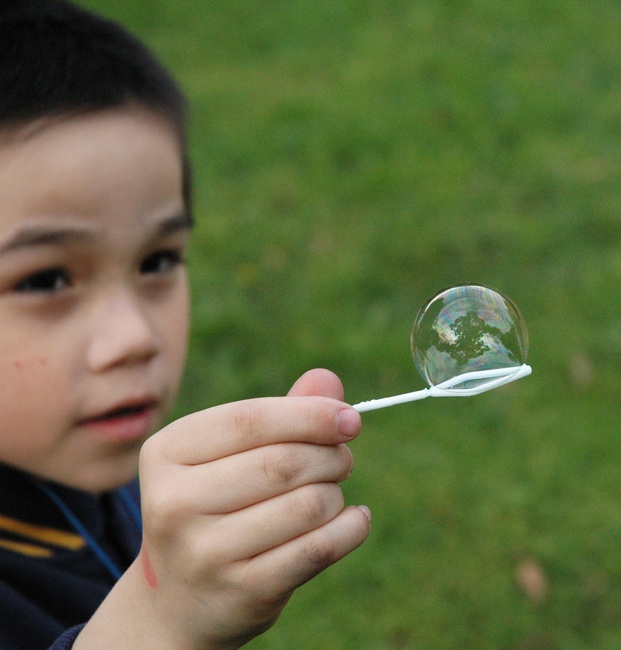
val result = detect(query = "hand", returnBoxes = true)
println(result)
[77,369,370,649]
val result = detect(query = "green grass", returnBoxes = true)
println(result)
[78,1,621,647]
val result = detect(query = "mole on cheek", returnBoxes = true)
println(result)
[12,358,48,370]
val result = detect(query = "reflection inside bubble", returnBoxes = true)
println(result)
[411,284,529,387]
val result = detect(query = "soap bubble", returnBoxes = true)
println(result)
[353,283,531,412]
[411,284,529,388]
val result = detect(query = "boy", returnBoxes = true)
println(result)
[0,1,371,648]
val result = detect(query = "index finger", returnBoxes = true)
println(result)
[148,396,362,465]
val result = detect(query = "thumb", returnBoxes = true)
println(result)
[287,368,345,400]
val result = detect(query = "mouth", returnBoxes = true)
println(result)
[90,403,153,422]
[80,399,158,442]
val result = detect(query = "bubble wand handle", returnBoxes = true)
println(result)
[353,387,431,412]
[353,364,532,413]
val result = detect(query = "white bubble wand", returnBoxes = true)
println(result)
[352,284,532,413]
[354,364,532,412]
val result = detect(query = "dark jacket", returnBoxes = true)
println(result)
[0,464,142,649]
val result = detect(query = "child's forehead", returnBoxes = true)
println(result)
[0,104,183,148]
[0,106,183,176]
[0,106,187,240]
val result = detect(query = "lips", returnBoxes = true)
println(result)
[79,399,158,443]
[90,403,151,421]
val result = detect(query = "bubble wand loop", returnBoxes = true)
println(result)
[354,364,532,412]
[351,283,532,414]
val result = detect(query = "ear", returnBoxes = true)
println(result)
[287,368,345,400]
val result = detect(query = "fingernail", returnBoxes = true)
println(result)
[357,505,372,521]
[338,408,361,438]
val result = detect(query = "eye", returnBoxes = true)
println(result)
[14,268,71,294]
[140,249,185,275]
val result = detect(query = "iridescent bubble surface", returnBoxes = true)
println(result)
[411,284,529,387]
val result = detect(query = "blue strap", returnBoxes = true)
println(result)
[36,481,124,581]
[119,485,142,530]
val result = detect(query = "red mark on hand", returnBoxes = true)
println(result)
[141,546,158,589]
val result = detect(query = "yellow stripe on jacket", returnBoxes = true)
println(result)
[0,514,85,551]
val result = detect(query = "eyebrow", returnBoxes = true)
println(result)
[156,211,193,237]
[0,211,192,255]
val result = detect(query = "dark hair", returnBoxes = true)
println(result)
[0,0,191,211]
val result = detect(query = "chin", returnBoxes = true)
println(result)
[61,454,141,494]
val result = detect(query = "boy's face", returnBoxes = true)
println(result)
[0,107,190,493]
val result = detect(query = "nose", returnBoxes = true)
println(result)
[86,289,159,372]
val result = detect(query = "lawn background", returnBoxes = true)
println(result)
[77,1,621,648]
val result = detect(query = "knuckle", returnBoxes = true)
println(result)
[139,432,161,470]
[303,533,335,568]
[233,400,267,445]
[262,445,300,488]
[291,484,342,524]
[141,484,185,534]
[138,452,187,536]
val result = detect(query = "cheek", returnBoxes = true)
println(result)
[0,354,64,446]
[159,288,190,381]
[1,354,63,411]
